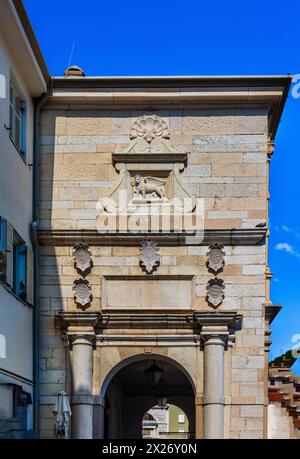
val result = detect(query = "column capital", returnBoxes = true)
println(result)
[58,311,101,349]
[194,312,242,346]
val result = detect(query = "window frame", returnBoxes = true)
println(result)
[9,80,27,160]
[178,413,185,423]
[0,218,30,304]
[13,240,27,301]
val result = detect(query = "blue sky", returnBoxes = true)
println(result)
[24,0,300,372]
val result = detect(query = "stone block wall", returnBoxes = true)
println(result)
[39,107,268,230]
[38,106,268,439]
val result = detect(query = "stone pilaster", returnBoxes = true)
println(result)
[194,313,242,439]
[59,312,100,439]
[265,139,274,305]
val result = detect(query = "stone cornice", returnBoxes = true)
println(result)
[37,228,266,246]
[264,303,282,324]
[48,75,291,139]
[52,75,291,88]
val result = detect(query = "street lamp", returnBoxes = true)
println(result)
[144,362,164,387]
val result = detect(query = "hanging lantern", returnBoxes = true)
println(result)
[144,362,164,387]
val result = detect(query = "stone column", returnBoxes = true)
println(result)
[59,312,100,439]
[202,329,227,439]
[70,334,94,439]
[194,313,241,440]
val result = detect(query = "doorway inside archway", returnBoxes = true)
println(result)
[102,355,195,439]
[142,404,190,439]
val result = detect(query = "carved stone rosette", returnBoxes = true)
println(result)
[206,278,225,308]
[140,241,160,274]
[73,243,93,276]
[73,279,93,309]
[207,243,225,274]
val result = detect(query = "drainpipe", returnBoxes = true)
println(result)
[32,81,51,438]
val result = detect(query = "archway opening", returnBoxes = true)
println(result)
[101,355,195,439]
[142,404,190,439]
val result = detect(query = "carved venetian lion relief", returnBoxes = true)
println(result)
[107,114,196,214]
[131,175,168,202]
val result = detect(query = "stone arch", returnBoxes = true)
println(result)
[99,353,196,439]
[100,353,196,402]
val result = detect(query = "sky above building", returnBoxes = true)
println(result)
[24,0,300,372]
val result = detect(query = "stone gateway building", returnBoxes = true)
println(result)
[1,0,297,442]
[36,74,292,439]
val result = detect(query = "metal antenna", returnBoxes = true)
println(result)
[67,41,76,69]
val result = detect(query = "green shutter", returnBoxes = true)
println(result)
[0,218,7,279]
[6,223,14,287]
[0,218,7,254]
[20,102,27,158]
[9,82,21,151]
[26,248,34,306]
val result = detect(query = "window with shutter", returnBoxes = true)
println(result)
[9,81,26,158]
[6,223,14,287]
[0,221,31,304]
[0,218,7,280]
[15,244,27,300]
[26,249,34,306]
[20,102,27,158]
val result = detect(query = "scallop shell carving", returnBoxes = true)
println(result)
[130,115,169,143]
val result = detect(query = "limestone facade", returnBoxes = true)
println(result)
[37,78,290,439]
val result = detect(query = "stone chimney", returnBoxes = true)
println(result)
[64,65,85,77]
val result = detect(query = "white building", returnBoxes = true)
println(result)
[0,0,48,438]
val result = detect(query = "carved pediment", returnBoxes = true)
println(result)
[96,114,198,232]
[113,114,187,162]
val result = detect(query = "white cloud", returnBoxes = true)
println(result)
[275,242,294,253]
[275,242,300,259]
[282,225,291,233]
[276,225,300,240]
